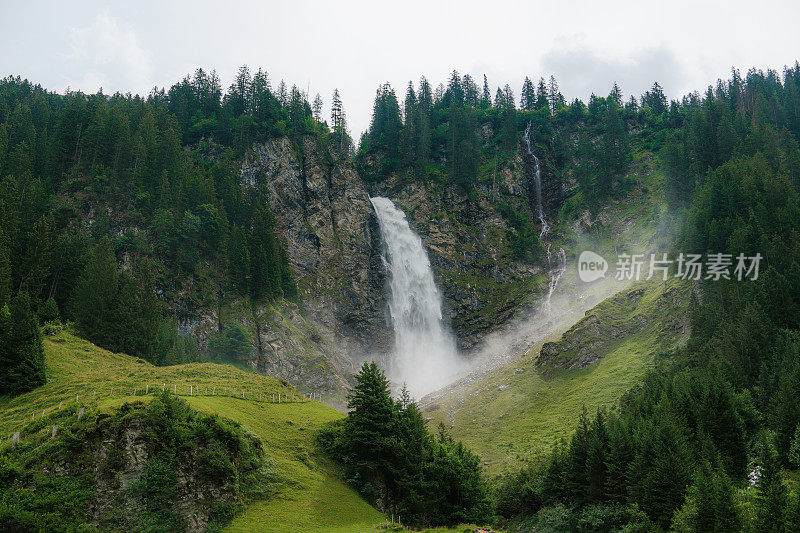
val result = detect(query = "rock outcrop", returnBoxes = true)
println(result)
[537,280,691,370]
[239,137,390,390]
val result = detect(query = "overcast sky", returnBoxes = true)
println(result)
[2,1,799,136]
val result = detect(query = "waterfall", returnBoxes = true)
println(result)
[523,122,566,314]
[523,122,549,238]
[370,197,460,398]
[545,245,567,313]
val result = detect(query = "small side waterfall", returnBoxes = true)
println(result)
[523,122,549,238]
[370,197,460,397]
[523,122,566,314]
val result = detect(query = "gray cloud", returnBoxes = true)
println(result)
[541,45,689,103]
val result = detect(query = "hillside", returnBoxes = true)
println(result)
[419,146,686,476]
[0,332,387,532]
[423,277,690,476]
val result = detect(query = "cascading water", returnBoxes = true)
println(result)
[523,122,549,238]
[370,197,460,397]
[523,121,566,314]
[545,245,567,313]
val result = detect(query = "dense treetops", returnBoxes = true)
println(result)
[0,66,336,374]
[495,64,800,531]
[318,362,491,527]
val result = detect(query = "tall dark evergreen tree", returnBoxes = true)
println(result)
[521,76,536,111]
[0,291,46,396]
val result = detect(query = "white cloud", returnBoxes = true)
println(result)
[64,10,152,94]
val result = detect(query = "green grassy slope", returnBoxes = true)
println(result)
[0,332,386,532]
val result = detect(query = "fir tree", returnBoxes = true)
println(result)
[228,226,250,295]
[753,434,788,533]
[521,77,536,111]
[0,291,46,396]
[535,77,550,112]
[480,74,491,108]
[312,93,323,122]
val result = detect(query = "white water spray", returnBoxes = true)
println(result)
[545,245,567,313]
[370,197,461,397]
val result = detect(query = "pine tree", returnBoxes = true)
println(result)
[480,74,491,108]
[342,361,396,503]
[521,77,536,111]
[0,244,9,307]
[788,424,800,467]
[672,465,741,532]
[586,409,609,502]
[462,74,478,107]
[331,89,343,130]
[536,77,550,112]
[276,80,288,106]
[753,434,788,533]
[609,82,623,107]
[312,93,323,122]
[228,226,250,295]
[1,292,46,396]
[548,75,564,112]
[494,87,505,108]
[70,238,119,341]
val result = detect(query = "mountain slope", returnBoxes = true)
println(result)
[422,278,691,476]
[0,332,386,532]
[420,147,686,476]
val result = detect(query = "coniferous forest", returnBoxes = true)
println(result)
[2,52,800,531]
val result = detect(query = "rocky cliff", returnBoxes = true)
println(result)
[369,140,558,351]
[235,136,390,394]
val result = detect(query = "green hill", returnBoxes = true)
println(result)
[0,331,388,532]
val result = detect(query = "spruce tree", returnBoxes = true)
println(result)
[521,76,536,111]
[228,226,250,295]
[480,74,491,108]
[342,361,395,503]
[1,292,46,396]
[753,434,788,533]
[312,94,323,122]
[536,77,550,112]
[71,238,119,342]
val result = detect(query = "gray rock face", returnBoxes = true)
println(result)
[241,137,390,358]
